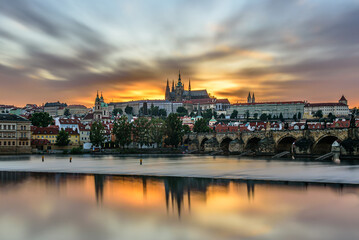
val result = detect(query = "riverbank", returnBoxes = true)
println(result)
[1,155,359,184]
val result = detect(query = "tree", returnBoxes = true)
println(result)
[182,124,191,134]
[293,113,297,121]
[164,113,183,147]
[279,113,284,122]
[190,112,196,117]
[158,109,167,117]
[245,110,250,120]
[176,106,188,117]
[125,105,133,115]
[260,113,268,121]
[149,118,165,147]
[56,129,70,146]
[30,112,54,127]
[314,110,323,118]
[253,113,258,120]
[132,117,151,148]
[193,118,211,133]
[328,112,336,121]
[112,108,123,116]
[113,116,132,148]
[297,112,302,120]
[230,110,238,119]
[90,121,105,147]
[64,108,70,117]
[219,113,226,119]
[202,109,213,120]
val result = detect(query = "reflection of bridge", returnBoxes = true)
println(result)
[184,128,359,156]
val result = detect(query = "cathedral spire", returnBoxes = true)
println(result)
[178,70,181,83]
[172,80,174,92]
[252,93,255,103]
[247,92,252,103]
[188,79,191,91]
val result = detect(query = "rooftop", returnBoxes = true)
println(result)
[0,114,30,122]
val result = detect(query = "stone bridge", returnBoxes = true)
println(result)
[183,128,359,156]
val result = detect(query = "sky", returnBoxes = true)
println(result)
[0,0,359,107]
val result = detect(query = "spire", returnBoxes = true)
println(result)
[100,91,104,100]
[96,90,100,101]
[166,78,169,87]
[252,93,255,103]
[172,80,175,92]
[97,90,99,98]
[247,92,252,103]
[188,79,191,91]
[178,70,181,83]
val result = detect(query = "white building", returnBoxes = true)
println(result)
[304,95,350,118]
[109,100,183,116]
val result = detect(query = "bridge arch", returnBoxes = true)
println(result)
[276,136,296,153]
[312,135,339,155]
[200,137,209,152]
[245,137,261,152]
[220,137,233,154]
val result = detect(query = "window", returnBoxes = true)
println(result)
[23,126,26,130]
[0,141,1,146]
[8,141,10,145]
[13,141,15,145]
[12,125,15,130]
[19,142,21,146]
[4,141,6,145]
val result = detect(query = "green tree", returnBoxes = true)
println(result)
[193,118,211,133]
[149,105,160,116]
[125,105,133,115]
[328,112,336,121]
[164,113,183,147]
[279,113,284,122]
[148,118,165,147]
[253,113,258,120]
[56,129,70,146]
[64,108,70,116]
[90,121,105,147]
[30,112,54,127]
[158,109,167,117]
[230,110,238,119]
[176,106,188,117]
[112,108,123,116]
[190,112,196,117]
[245,110,250,120]
[182,124,191,134]
[202,109,213,120]
[314,110,323,118]
[132,117,151,148]
[260,113,268,121]
[293,113,297,121]
[297,112,302,120]
[113,116,132,148]
[219,113,226,119]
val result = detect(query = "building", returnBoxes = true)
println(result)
[31,126,59,144]
[67,105,89,116]
[304,95,350,118]
[165,71,210,102]
[0,114,31,154]
[183,98,231,113]
[227,101,305,119]
[109,100,183,116]
[79,124,91,144]
[44,101,67,117]
[93,92,110,121]
[32,126,80,145]
[56,118,81,132]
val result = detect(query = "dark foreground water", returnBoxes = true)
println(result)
[0,172,359,240]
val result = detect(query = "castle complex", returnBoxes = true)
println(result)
[165,71,210,102]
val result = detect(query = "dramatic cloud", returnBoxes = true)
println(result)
[0,0,358,107]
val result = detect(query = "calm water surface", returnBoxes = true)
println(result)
[0,172,358,240]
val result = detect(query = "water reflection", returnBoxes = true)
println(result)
[0,172,359,240]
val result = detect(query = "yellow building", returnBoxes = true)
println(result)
[32,127,80,145]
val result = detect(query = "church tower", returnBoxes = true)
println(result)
[187,78,191,100]
[165,79,170,101]
[175,70,184,102]
[252,93,255,103]
[247,92,252,103]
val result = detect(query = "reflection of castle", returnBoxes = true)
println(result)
[165,71,210,102]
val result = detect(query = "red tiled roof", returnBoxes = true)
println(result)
[64,128,79,135]
[59,118,81,124]
[83,113,94,120]
[32,127,59,135]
